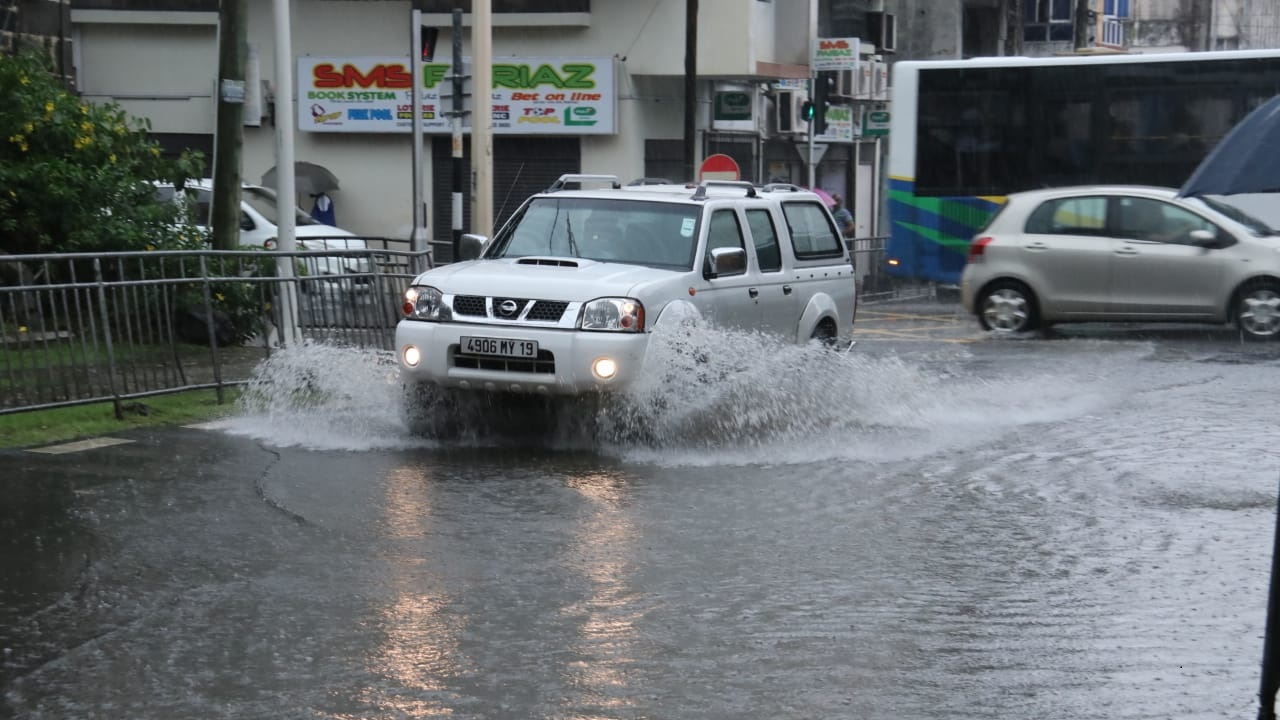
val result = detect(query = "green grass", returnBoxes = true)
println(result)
[0,388,243,450]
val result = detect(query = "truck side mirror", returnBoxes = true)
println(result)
[459,233,487,261]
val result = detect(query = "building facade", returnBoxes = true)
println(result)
[47,0,903,253]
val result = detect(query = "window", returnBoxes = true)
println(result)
[1023,0,1074,42]
[746,209,782,272]
[1103,0,1131,18]
[1026,196,1108,235]
[1112,197,1217,245]
[704,209,746,276]
[782,202,843,258]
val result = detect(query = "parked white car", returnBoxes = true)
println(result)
[395,175,858,419]
[154,179,370,285]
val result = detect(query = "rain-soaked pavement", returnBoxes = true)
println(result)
[4,299,1280,719]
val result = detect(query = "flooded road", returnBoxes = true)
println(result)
[4,307,1280,719]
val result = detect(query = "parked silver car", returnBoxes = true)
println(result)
[960,185,1280,340]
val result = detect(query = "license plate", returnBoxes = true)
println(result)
[460,336,538,358]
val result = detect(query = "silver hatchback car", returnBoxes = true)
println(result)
[960,185,1280,340]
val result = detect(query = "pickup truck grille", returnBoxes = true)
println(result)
[451,295,570,322]
[451,346,556,374]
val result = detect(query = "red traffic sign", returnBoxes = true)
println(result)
[699,153,741,181]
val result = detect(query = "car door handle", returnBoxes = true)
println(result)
[1115,246,1139,256]
[782,285,793,295]
[748,287,759,298]
[1025,242,1049,251]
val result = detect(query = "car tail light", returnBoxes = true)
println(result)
[968,236,994,261]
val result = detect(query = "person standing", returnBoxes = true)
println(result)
[830,193,854,238]
[310,191,336,226]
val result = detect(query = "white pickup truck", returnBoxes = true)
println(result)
[395,175,857,423]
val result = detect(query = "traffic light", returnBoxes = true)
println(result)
[811,71,837,135]
[800,100,815,123]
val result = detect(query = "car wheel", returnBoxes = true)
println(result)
[977,281,1039,333]
[1235,280,1280,340]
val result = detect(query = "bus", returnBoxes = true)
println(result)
[885,49,1280,286]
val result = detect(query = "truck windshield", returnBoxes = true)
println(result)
[487,197,699,270]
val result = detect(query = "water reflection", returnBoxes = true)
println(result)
[561,471,642,715]
[356,464,464,717]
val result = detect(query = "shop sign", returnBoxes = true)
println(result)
[298,56,616,135]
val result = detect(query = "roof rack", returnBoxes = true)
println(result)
[546,174,622,191]
[627,177,674,186]
[760,183,804,193]
[691,180,758,201]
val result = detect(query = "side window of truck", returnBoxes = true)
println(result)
[702,208,747,275]
[746,208,782,273]
[783,201,844,259]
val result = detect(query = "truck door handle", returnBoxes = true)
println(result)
[783,285,793,295]
[748,287,759,298]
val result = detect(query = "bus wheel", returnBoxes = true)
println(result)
[978,281,1039,334]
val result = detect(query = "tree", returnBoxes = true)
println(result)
[0,50,206,255]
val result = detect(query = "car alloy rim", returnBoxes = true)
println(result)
[1240,290,1280,337]
[983,289,1028,332]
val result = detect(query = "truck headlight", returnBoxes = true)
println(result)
[579,297,644,332]
[402,285,451,321]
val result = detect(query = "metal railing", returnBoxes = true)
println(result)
[0,246,426,417]
[0,236,921,417]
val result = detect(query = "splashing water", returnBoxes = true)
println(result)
[216,323,1133,464]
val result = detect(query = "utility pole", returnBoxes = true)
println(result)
[1003,0,1024,56]
[1073,0,1092,51]
[473,0,493,238]
[411,8,428,271]
[450,9,466,262]
[211,0,247,250]
[684,0,697,182]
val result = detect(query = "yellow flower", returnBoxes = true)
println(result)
[109,153,117,164]
[44,101,54,115]
[149,147,160,157]
[8,190,15,199]
[145,244,156,251]
[18,326,27,333]
[80,121,93,134]
[7,134,22,144]
[215,293,225,302]
[73,136,92,150]
[79,104,88,115]
[22,122,33,133]
[18,75,29,85]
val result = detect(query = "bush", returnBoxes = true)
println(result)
[0,50,206,255]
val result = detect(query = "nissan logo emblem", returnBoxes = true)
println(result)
[498,300,519,316]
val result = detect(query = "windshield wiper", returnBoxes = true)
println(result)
[565,211,579,257]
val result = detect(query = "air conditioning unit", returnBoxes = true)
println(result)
[872,60,889,100]
[835,68,856,98]
[867,11,897,53]
[774,90,808,135]
[854,61,874,100]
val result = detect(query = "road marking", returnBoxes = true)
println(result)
[28,437,134,455]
